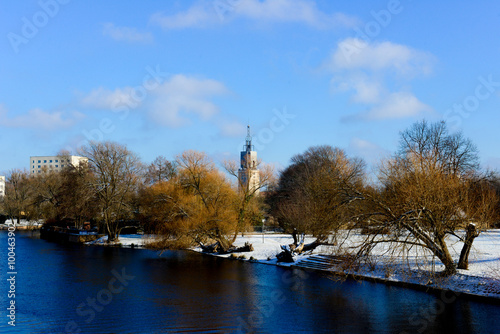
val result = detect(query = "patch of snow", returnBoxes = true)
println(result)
[86,234,154,248]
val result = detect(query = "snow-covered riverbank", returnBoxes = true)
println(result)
[88,231,500,300]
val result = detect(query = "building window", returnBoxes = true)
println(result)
[50,160,53,163]
[56,160,58,163]
[38,165,41,168]
[44,160,47,163]
[38,160,41,163]
[55,165,58,168]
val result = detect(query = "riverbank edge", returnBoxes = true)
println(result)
[80,232,500,304]
[191,249,500,305]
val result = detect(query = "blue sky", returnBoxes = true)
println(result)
[1,0,500,175]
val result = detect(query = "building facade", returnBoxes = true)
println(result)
[30,155,88,174]
[0,176,5,197]
[238,126,261,194]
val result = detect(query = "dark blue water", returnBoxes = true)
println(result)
[0,231,499,333]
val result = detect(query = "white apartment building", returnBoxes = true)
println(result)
[0,176,5,197]
[30,155,88,174]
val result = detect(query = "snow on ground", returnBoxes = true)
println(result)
[86,234,154,247]
[86,230,500,300]
[0,219,44,228]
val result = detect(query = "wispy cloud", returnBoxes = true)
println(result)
[79,74,229,128]
[326,38,436,121]
[327,38,434,76]
[342,92,432,122]
[151,4,216,29]
[149,75,229,127]
[0,105,84,130]
[80,87,136,110]
[150,0,358,30]
[103,23,153,43]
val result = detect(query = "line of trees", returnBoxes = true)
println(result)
[1,120,498,276]
[268,120,500,276]
[0,143,273,247]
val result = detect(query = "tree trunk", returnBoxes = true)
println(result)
[457,223,480,270]
[435,234,457,276]
[292,228,298,246]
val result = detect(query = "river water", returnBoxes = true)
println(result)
[0,231,499,333]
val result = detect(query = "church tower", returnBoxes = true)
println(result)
[238,126,260,194]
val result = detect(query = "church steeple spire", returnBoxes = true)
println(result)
[238,124,260,194]
[245,125,253,152]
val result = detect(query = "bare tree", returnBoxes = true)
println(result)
[269,145,365,245]
[144,156,177,185]
[57,163,99,228]
[354,120,497,275]
[29,170,63,223]
[79,141,143,241]
[223,159,276,239]
[2,169,33,225]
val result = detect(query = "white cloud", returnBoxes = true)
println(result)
[79,74,229,128]
[149,75,229,127]
[327,38,436,121]
[366,92,432,120]
[80,87,137,110]
[150,5,216,29]
[102,23,153,43]
[331,73,383,104]
[328,38,434,76]
[0,106,84,130]
[150,0,358,30]
[233,0,358,28]
[344,92,433,122]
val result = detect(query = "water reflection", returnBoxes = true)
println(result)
[0,231,499,334]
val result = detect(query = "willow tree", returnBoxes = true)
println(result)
[142,150,239,252]
[356,120,498,275]
[79,141,143,241]
[177,150,238,252]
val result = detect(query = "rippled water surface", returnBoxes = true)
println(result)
[0,231,499,333]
